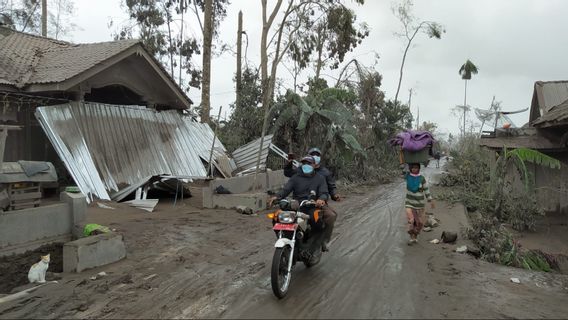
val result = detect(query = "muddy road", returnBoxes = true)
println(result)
[1,166,567,319]
[217,166,568,319]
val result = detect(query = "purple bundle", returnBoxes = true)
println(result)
[388,130,435,151]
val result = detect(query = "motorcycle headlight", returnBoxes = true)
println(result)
[277,211,296,224]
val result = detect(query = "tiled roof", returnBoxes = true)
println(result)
[0,27,139,87]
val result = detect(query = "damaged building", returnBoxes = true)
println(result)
[480,80,568,213]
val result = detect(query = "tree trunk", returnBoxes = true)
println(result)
[463,79,467,136]
[179,0,185,85]
[236,10,243,111]
[253,0,284,190]
[164,4,175,78]
[315,31,324,80]
[41,0,47,37]
[200,0,214,123]
[394,25,423,106]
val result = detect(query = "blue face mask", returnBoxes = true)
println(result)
[312,156,321,165]
[301,164,314,175]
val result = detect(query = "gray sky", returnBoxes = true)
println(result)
[71,0,568,137]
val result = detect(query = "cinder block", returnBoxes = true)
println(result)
[63,233,126,273]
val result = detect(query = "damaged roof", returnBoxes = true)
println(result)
[0,26,192,108]
[532,99,568,128]
[36,102,226,201]
[529,80,568,124]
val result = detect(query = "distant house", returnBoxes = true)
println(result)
[480,81,568,213]
[0,26,192,162]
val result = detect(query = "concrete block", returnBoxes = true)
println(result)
[210,193,267,212]
[60,192,87,225]
[63,233,126,273]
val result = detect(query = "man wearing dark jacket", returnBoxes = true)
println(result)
[271,156,328,205]
[284,148,341,201]
[283,148,338,251]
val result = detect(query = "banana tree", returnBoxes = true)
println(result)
[271,90,364,163]
[491,147,561,218]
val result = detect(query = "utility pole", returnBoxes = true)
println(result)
[41,0,47,37]
[236,11,243,110]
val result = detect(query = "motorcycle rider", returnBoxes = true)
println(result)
[284,147,337,252]
[270,156,329,207]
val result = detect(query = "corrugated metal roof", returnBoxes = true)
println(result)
[532,99,568,127]
[35,102,227,201]
[232,135,273,172]
[536,81,568,114]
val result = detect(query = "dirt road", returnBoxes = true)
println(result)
[1,166,567,319]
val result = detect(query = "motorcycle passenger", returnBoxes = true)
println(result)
[283,148,337,252]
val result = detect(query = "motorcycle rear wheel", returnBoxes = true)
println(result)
[271,245,292,299]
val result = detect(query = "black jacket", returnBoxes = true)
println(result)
[277,171,329,202]
[284,162,337,197]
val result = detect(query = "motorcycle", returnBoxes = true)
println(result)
[266,193,326,299]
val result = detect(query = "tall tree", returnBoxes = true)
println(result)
[200,0,213,123]
[392,0,444,105]
[459,59,478,136]
[253,0,365,183]
[0,0,76,39]
[289,4,369,81]
[116,0,229,94]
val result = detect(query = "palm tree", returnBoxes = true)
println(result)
[459,59,479,136]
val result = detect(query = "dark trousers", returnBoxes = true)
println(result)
[322,205,337,242]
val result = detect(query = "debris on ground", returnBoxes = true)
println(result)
[97,203,115,210]
[456,245,468,253]
[441,231,458,243]
[236,206,253,215]
[423,226,433,232]
[510,278,521,284]
[466,246,481,258]
[143,274,158,281]
[430,239,440,244]
[124,199,159,212]
[426,216,439,228]
[83,224,111,237]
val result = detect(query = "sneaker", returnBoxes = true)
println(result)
[322,241,330,252]
[407,239,415,246]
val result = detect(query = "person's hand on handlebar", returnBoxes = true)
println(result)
[316,199,326,207]
[268,196,279,207]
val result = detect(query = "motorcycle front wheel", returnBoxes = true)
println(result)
[271,245,292,299]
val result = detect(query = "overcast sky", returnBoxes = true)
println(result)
[71,0,568,136]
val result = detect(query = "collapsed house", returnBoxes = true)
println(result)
[480,80,568,213]
[0,26,289,205]
[0,27,289,257]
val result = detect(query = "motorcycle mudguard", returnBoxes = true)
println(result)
[275,238,294,248]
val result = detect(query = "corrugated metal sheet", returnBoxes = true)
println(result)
[536,81,568,113]
[232,134,273,172]
[532,99,568,127]
[35,102,227,201]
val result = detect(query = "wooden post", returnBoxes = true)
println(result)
[207,107,222,178]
